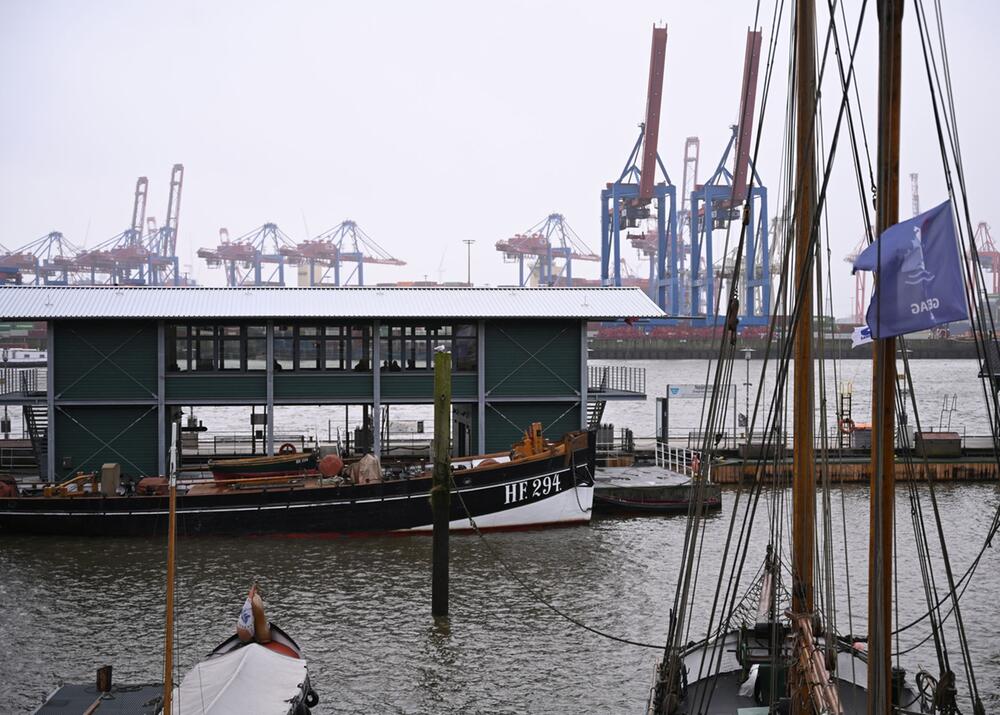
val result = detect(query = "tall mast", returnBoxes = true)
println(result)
[791,0,816,712]
[870,0,904,711]
[162,423,179,714]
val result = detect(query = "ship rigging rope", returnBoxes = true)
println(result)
[688,0,898,709]
[885,1,996,708]
[445,467,661,651]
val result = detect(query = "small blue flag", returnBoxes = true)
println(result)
[852,200,967,339]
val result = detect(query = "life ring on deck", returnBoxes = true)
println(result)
[278,442,297,455]
[690,454,701,474]
[838,417,855,434]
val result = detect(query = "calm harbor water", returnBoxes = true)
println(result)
[1,358,999,712]
[1,484,999,713]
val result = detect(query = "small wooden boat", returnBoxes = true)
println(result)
[592,465,722,515]
[208,448,318,480]
[168,584,318,715]
[171,624,317,715]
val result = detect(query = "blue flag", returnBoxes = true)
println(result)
[852,200,967,339]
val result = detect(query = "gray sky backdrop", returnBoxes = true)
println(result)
[1,0,996,318]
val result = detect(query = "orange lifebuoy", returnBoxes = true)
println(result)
[278,442,297,455]
[691,454,701,474]
[838,417,855,434]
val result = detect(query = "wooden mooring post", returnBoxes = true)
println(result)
[431,349,451,618]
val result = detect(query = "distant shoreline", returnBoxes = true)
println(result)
[589,338,980,360]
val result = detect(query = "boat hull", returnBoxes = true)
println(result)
[0,441,595,537]
[660,630,927,714]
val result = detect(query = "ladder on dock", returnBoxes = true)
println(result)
[586,400,607,428]
[23,404,48,478]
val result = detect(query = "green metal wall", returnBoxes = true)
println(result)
[54,406,158,479]
[166,374,267,401]
[273,374,374,401]
[380,373,476,401]
[484,402,580,453]
[485,320,581,398]
[54,320,157,400]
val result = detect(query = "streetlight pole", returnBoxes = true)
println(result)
[463,240,475,286]
[741,347,754,441]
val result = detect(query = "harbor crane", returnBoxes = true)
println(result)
[75,177,151,284]
[496,214,599,286]
[688,29,769,326]
[0,231,80,285]
[600,24,678,313]
[844,232,871,324]
[296,220,405,286]
[144,164,184,285]
[974,222,1000,296]
[72,166,184,285]
[198,223,298,286]
[198,219,404,286]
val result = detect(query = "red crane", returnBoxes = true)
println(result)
[496,214,599,286]
[639,26,668,202]
[844,232,871,324]
[974,222,1000,295]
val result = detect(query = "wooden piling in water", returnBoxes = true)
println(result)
[431,350,451,618]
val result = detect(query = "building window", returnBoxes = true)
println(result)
[274,325,294,371]
[298,326,320,370]
[220,325,242,370]
[192,325,216,371]
[246,325,266,371]
[324,326,346,370]
[374,323,476,372]
[351,325,371,371]
[169,325,188,372]
[454,323,477,371]
[163,321,391,374]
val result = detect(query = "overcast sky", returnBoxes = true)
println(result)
[1,1,997,317]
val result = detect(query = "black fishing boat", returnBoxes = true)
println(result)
[0,426,594,536]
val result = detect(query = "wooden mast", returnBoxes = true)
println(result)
[791,0,816,711]
[870,0,904,711]
[163,423,179,714]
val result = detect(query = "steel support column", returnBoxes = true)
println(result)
[266,320,274,455]
[372,319,381,458]
[46,321,55,481]
[477,319,486,454]
[157,321,166,476]
[579,320,588,429]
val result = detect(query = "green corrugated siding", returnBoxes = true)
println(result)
[274,374,373,400]
[54,320,156,400]
[484,401,581,453]
[380,373,477,400]
[166,375,267,401]
[55,406,158,479]
[485,320,580,397]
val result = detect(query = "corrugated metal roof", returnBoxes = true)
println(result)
[0,286,664,320]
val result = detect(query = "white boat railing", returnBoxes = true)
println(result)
[655,442,703,479]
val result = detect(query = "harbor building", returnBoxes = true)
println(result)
[0,286,660,481]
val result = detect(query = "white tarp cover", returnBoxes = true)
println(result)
[172,643,307,715]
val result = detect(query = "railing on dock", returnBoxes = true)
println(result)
[655,442,703,479]
[588,365,646,395]
[0,367,41,397]
[185,432,316,456]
